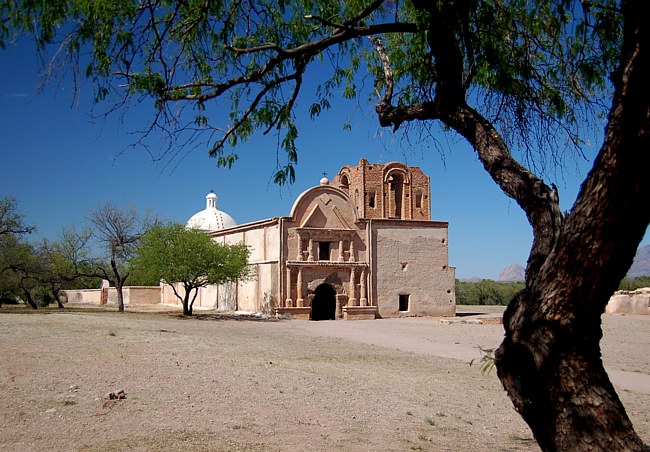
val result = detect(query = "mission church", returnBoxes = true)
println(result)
[162,159,456,320]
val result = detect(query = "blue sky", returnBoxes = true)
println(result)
[1,43,647,280]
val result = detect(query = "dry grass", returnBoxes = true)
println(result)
[0,303,647,451]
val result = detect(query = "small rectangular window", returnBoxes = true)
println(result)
[399,294,410,312]
[369,191,376,208]
[415,191,422,209]
[318,242,331,261]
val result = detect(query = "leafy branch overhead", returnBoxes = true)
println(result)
[0,1,619,184]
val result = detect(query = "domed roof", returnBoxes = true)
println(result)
[186,191,237,232]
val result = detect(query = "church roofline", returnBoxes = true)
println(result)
[288,183,356,220]
[208,217,281,237]
[368,218,449,228]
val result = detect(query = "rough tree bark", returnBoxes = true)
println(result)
[494,1,650,449]
[375,1,649,449]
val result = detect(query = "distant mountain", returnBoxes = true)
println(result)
[498,264,525,282]
[492,245,650,282]
[628,245,650,278]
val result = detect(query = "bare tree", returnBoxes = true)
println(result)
[0,196,34,236]
[89,203,156,312]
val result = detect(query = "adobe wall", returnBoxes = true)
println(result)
[106,286,161,305]
[218,221,281,312]
[371,221,456,317]
[605,288,650,315]
[164,218,283,312]
[236,262,279,313]
[161,283,218,308]
[65,287,160,306]
[64,289,102,305]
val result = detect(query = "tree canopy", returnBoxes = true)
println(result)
[0,0,621,182]
[131,223,250,315]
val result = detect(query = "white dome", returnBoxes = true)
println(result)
[186,192,237,231]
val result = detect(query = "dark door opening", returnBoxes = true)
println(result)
[389,174,403,219]
[311,283,336,320]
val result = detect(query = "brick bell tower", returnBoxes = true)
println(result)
[332,158,431,221]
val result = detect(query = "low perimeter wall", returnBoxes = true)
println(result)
[64,289,102,305]
[64,286,162,306]
[606,288,650,315]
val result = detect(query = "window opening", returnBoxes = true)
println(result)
[318,242,331,261]
[399,294,410,312]
[416,190,422,208]
[340,175,350,194]
[369,191,376,208]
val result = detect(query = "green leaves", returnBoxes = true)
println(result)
[130,71,166,95]
[1,0,624,183]
[132,223,250,292]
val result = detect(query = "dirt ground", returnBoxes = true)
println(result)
[0,304,648,451]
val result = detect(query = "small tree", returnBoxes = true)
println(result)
[89,203,156,312]
[38,229,99,308]
[132,223,250,316]
[0,197,37,308]
[0,236,43,309]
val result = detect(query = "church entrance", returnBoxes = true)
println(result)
[311,283,336,320]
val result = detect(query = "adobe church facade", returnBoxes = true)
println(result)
[162,159,456,319]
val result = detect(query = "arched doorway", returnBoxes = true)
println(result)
[311,283,336,320]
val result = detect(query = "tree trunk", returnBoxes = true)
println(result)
[182,291,192,316]
[110,255,125,313]
[188,287,200,317]
[116,284,125,313]
[21,287,38,309]
[374,2,648,447]
[496,2,650,449]
[52,288,65,309]
[497,292,647,450]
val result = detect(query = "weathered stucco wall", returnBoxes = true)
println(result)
[236,262,279,313]
[164,219,283,312]
[606,288,650,315]
[66,287,161,306]
[121,286,162,305]
[371,221,455,317]
[64,289,102,304]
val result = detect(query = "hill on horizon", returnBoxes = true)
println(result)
[459,245,649,283]
[627,244,650,278]
[498,264,525,282]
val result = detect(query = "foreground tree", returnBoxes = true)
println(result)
[1,1,648,449]
[132,223,250,316]
[89,203,157,312]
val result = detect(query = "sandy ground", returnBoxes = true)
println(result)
[0,304,648,451]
